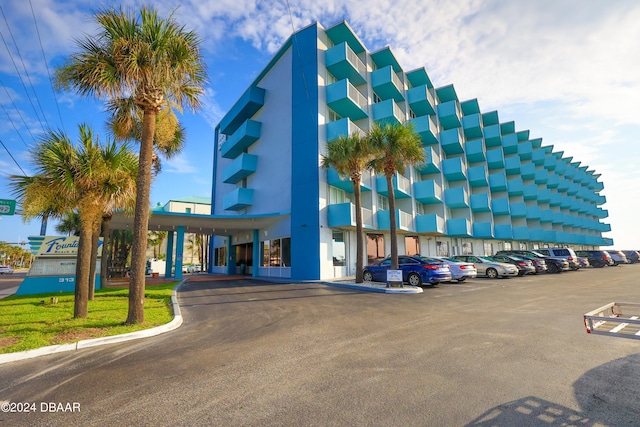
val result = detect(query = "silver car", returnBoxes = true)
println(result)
[432,257,478,282]
[452,255,519,279]
[0,265,14,274]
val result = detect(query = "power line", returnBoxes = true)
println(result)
[0,138,27,175]
[0,75,35,148]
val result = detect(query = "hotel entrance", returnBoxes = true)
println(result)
[235,243,253,275]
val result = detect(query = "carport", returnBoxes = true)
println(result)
[109,210,289,279]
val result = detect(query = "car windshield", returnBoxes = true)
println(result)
[529,251,544,257]
[476,257,493,263]
[441,257,460,262]
[418,257,443,264]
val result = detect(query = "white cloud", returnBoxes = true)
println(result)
[161,153,198,174]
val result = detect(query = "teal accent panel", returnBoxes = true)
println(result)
[470,193,491,212]
[219,86,265,135]
[502,133,518,154]
[544,156,557,170]
[370,47,403,72]
[465,139,485,163]
[327,168,355,193]
[406,67,433,88]
[557,178,570,193]
[517,141,533,160]
[500,121,515,135]
[16,275,100,295]
[510,202,527,218]
[221,120,261,159]
[552,212,564,224]
[325,42,367,86]
[473,222,493,238]
[442,157,467,181]
[549,193,562,206]
[447,218,471,236]
[462,113,483,139]
[222,153,258,184]
[416,146,440,174]
[223,187,254,210]
[526,205,541,220]
[547,175,560,188]
[468,165,488,187]
[543,230,557,241]
[504,156,521,175]
[440,128,464,155]
[461,99,480,115]
[410,115,439,145]
[489,172,507,192]
[376,210,390,230]
[328,203,355,227]
[507,178,524,196]
[435,84,458,103]
[416,214,445,233]
[540,209,553,222]
[523,184,538,200]
[372,98,402,126]
[520,162,535,180]
[325,21,366,54]
[483,124,501,147]
[327,117,357,142]
[486,148,504,170]
[482,111,499,126]
[517,130,530,141]
[413,179,443,204]
[494,224,513,239]
[529,229,545,241]
[491,197,510,215]
[436,100,461,129]
[534,169,549,184]
[371,65,404,102]
[531,150,546,166]
[512,226,529,241]
[555,161,567,175]
[444,187,469,208]
[326,79,369,120]
[407,85,436,116]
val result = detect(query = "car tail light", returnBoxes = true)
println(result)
[517,261,526,267]
[423,264,439,270]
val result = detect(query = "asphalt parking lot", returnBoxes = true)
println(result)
[1,265,640,426]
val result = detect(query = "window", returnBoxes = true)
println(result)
[416,202,425,216]
[332,231,346,266]
[261,241,270,267]
[261,238,291,267]
[377,194,389,211]
[373,93,381,104]
[270,239,281,266]
[405,236,420,256]
[504,242,512,251]
[281,238,291,267]
[519,243,527,250]
[462,242,473,255]
[484,242,493,256]
[185,207,191,214]
[330,186,346,205]
[214,246,227,266]
[367,234,385,264]
[328,108,341,122]
[436,241,449,256]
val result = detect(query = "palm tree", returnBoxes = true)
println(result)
[10,124,138,318]
[367,122,424,271]
[56,211,81,236]
[55,6,207,324]
[321,133,374,283]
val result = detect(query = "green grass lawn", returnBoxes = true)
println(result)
[0,282,178,354]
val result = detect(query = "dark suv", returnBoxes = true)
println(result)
[496,250,569,273]
[536,248,580,270]
[575,250,614,268]
[623,250,640,264]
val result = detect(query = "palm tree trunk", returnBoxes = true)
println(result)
[352,178,364,283]
[386,174,399,270]
[74,225,93,318]
[100,214,112,288]
[88,222,100,300]
[127,110,157,325]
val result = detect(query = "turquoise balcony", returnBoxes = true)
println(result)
[325,42,367,86]
[221,120,261,159]
[377,209,413,231]
[482,111,499,126]
[327,168,372,193]
[534,169,548,184]
[465,138,486,163]
[491,198,510,215]
[473,222,494,238]
[517,130,530,141]
[462,113,483,139]
[223,187,254,211]
[526,206,541,220]
[483,124,501,147]
[414,179,443,204]
[543,156,557,170]
[416,213,445,234]
[523,184,538,200]
[376,174,411,199]
[512,226,529,241]
[219,86,265,135]
[436,100,461,130]
[552,212,564,224]
[510,202,527,218]
[560,197,572,209]
[517,141,533,160]
[507,178,524,196]
[538,189,551,203]
[489,172,507,192]
[502,133,518,154]
[504,156,521,175]
[595,194,606,205]
[440,128,464,155]
[415,146,440,175]
[410,115,438,145]
[372,98,404,126]
[547,175,560,188]
[468,165,488,187]
[326,79,369,120]
[461,99,480,115]
[406,67,434,89]
[442,158,467,181]
[501,121,515,135]
[327,203,374,229]
[540,209,554,223]
[543,230,557,242]
[549,193,562,206]
[372,65,404,102]
[470,193,491,212]
[222,153,257,184]
[326,117,365,142]
[555,161,567,175]
[444,187,469,209]
[447,218,471,237]
[520,162,536,180]
[558,179,570,193]
[529,229,545,241]
[494,224,512,239]
[486,148,504,170]
[407,84,436,116]
[435,84,458,103]
[532,149,546,166]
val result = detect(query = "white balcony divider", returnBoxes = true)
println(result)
[348,83,368,110]
[362,207,373,227]
[399,210,413,230]
[396,173,411,194]
[391,71,403,92]
[392,100,405,122]
[346,46,367,76]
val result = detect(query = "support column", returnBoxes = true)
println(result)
[175,226,184,280]
[252,229,260,278]
[227,237,235,274]
[165,231,174,277]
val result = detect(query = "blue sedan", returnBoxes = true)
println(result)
[363,255,452,286]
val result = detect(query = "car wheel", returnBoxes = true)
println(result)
[457,278,466,282]
[547,263,559,273]
[486,268,498,279]
[363,271,373,282]
[407,272,423,287]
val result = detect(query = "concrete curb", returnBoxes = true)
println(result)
[0,279,187,365]
[324,281,423,294]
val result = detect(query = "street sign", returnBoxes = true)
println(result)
[0,199,16,215]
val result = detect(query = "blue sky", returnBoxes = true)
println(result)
[1,0,639,249]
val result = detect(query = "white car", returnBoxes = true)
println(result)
[452,255,519,278]
[0,265,14,274]
[432,257,477,282]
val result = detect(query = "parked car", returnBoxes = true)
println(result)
[609,250,629,265]
[495,250,569,273]
[575,250,614,268]
[0,265,13,274]
[432,257,478,282]
[363,255,452,286]
[452,255,519,279]
[489,254,536,276]
[514,254,548,274]
[623,250,640,264]
[535,247,580,270]
[577,257,591,268]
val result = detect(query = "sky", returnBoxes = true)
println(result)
[0,0,638,250]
